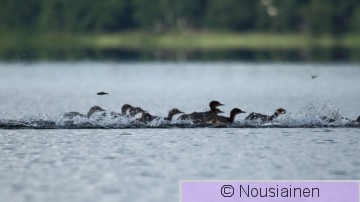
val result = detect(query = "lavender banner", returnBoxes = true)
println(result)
[181,181,359,202]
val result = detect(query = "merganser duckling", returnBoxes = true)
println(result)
[139,108,184,123]
[178,101,224,124]
[86,106,106,117]
[63,106,106,119]
[139,111,155,123]
[164,108,184,121]
[121,104,133,116]
[212,108,246,126]
[245,108,286,122]
[129,107,146,117]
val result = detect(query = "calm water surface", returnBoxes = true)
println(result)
[0,62,359,202]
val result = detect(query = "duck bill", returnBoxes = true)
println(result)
[218,110,225,114]
[241,111,246,113]
[218,103,224,106]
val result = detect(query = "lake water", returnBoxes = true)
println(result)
[0,62,359,202]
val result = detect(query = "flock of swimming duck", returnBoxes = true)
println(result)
[62,100,359,127]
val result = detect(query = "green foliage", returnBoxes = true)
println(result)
[349,6,360,33]
[304,0,359,36]
[0,0,40,31]
[0,0,359,35]
[38,0,133,32]
[205,0,259,31]
[271,0,308,32]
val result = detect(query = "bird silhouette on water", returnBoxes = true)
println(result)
[63,106,106,119]
[212,108,246,126]
[178,101,224,124]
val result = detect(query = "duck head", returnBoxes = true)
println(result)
[210,100,224,107]
[275,108,286,115]
[168,108,184,117]
[228,108,246,122]
[231,108,246,115]
[87,106,106,117]
[209,101,224,111]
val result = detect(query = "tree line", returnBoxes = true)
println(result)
[0,0,359,35]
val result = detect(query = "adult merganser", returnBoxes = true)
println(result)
[178,101,224,124]
[63,106,106,119]
[245,108,286,122]
[212,108,246,126]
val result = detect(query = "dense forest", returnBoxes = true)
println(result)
[0,0,359,35]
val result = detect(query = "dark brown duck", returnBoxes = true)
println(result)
[212,108,246,126]
[178,101,224,124]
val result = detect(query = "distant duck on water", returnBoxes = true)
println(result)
[178,101,224,124]
[245,108,286,122]
[212,108,246,126]
[63,106,106,119]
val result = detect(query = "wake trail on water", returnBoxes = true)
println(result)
[0,102,359,129]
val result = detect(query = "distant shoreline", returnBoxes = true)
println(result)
[1,31,359,61]
[1,31,360,51]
